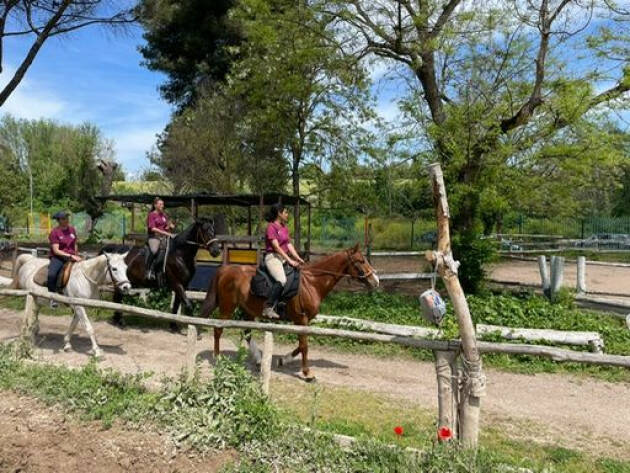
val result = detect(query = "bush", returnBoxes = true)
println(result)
[452,232,497,294]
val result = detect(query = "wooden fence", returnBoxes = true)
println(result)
[2,288,629,397]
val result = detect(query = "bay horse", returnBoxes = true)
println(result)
[103,218,223,329]
[11,252,131,358]
[200,244,379,380]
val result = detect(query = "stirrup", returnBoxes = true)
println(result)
[262,306,280,320]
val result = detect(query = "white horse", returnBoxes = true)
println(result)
[11,252,131,357]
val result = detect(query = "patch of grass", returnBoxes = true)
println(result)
[269,379,630,473]
[0,342,533,473]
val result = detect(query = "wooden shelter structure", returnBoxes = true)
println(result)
[96,192,311,290]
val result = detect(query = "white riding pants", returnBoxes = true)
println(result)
[264,253,287,286]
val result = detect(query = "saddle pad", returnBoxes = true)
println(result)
[33,262,74,289]
[250,265,300,301]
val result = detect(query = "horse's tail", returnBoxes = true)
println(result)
[200,270,219,317]
[9,253,31,289]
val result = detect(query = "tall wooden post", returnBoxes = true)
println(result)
[427,163,485,448]
[260,331,274,395]
[20,293,37,348]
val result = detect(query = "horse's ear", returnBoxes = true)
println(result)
[350,242,360,254]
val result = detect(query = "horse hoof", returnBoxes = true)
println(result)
[63,344,72,353]
[303,373,317,383]
[169,323,182,335]
[89,349,104,360]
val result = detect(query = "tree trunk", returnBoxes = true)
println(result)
[292,146,301,251]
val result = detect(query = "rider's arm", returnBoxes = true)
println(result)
[51,243,80,261]
[286,243,305,264]
[151,227,172,237]
[271,239,296,265]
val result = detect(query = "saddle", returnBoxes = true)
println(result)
[250,264,300,316]
[34,261,74,291]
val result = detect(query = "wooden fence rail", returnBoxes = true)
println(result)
[1,288,629,370]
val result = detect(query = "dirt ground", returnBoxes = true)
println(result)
[0,309,629,460]
[0,390,234,473]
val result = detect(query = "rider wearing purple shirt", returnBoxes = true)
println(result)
[145,197,174,280]
[47,211,82,307]
[262,203,305,319]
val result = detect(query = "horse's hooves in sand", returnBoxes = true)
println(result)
[108,316,126,329]
[169,323,183,335]
[63,343,72,353]
[303,373,317,383]
[88,349,104,360]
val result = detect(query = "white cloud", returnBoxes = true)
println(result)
[0,65,67,120]
[109,127,159,171]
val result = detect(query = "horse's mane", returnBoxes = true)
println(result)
[303,248,350,271]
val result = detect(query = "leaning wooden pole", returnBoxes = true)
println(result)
[427,163,485,448]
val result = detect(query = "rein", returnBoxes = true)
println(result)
[302,253,375,281]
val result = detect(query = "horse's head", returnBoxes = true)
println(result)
[194,218,221,257]
[104,252,132,294]
[346,243,379,289]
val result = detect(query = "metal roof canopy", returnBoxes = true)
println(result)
[96,192,310,208]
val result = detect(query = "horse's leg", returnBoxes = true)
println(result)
[298,333,315,382]
[213,328,223,358]
[277,345,302,368]
[111,289,125,328]
[75,306,103,358]
[244,329,262,366]
[63,307,80,352]
[170,283,189,333]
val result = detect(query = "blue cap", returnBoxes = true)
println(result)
[52,211,68,220]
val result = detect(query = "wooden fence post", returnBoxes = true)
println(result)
[550,256,565,301]
[427,163,485,448]
[186,324,198,379]
[577,256,587,294]
[20,293,37,348]
[260,331,274,395]
[434,350,459,439]
[538,255,550,296]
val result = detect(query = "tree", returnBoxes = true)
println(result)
[0,115,120,229]
[231,0,374,247]
[138,0,242,108]
[0,0,135,107]
[321,0,629,233]
[150,87,288,195]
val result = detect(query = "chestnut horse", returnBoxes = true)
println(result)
[200,244,379,380]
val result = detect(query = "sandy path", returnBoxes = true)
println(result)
[491,259,630,297]
[1,308,629,459]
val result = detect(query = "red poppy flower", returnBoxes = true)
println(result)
[393,426,404,436]
[437,426,453,441]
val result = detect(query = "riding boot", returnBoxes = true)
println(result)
[145,250,156,280]
[262,282,284,320]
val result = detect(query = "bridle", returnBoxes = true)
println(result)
[185,221,219,250]
[103,253,131,289]
[302,252,375,282]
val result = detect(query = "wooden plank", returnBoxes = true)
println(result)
[476,324,603,353]
[379,272,436,280]
[315,315,441,338]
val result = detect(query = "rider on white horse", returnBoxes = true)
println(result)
[48,211,82,308]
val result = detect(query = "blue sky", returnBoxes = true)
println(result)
[0,24,171,176]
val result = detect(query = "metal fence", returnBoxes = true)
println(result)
[502,215,630,239]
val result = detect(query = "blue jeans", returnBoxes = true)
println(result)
[47,256,65,293]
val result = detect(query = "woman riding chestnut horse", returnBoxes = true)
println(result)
[200,205,379,381]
